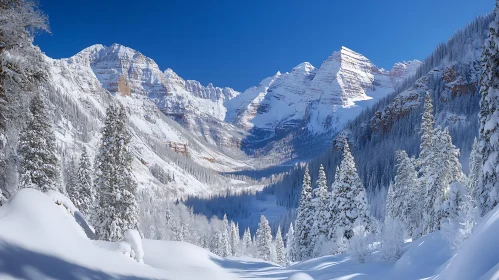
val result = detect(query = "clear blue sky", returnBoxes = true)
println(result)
[35,0,493,91]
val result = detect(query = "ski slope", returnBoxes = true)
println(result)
[0,189,498,280]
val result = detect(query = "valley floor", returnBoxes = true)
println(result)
[0,189,497,280]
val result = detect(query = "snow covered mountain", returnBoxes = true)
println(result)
[226,47,421,136]
[67,44,420,164]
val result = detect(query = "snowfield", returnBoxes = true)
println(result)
[0,189,498,280]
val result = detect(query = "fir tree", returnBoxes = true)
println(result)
[335,140,371,240]
[68,147,95,218]
[285,223,296,263]
[256,215,273,261]
[220,214,230,257]
[230,221,239,256]
[388,150,420,236]
[94,104,139,241]
[311,164,329,257]
[468,137,482,208]
[479,3,499,216]
[326,166,341,241]
[275,225,286,265]
[242,227,253,256]
[294,165,314,260]
[18,93,59,192]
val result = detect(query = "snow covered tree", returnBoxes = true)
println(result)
[285,223,296,263]
[275,225,286,265]
[326,166,341,241]
[220,214,230,257]
[311,164,330,257]
[335,140,371,240]
[18,93,59,192]
[0,0,49,132]
[69,147,95,218]
[468,137,482,207]
[388,150,420,236]
[256,215,273,261]
[347,220,372,263]
[379,217,404,261]
[242,227,253,256]
[479,3,499,216]
[294,165,314,261]
[65,156,77,195]
[242,228,254,257]
[422,127,464,234]
[94,104,139,241]
[419,92,436,169]
[230,221,239,256]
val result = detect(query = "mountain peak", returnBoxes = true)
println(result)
[292,62,315,75]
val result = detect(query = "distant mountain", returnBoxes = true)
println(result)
[227,47,420,136]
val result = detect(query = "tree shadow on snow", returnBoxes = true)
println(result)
[0,241,153,280]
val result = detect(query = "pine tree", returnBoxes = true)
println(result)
[65,157,77,197]
[311,164,329,257]
[422,127,464,234]
[388,150,420,236]
[220,214,230,257]
[419,92,436,169]
[275,225,286,265]
[335,140,371,240]
[230,221,239,256]
[94,104,139,241]
[285,223,296,263]
[294,165,314,260]
[468,137,482,208]
[242,227,253,256]
[256,215,273,261]
[479,3,499,216]
[326,166,341,241]
[18,93,60,192]
[70,147,95,218]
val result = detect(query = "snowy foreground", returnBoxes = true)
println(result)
[0,189,498,280]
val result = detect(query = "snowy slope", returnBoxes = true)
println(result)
[1,188,498,280]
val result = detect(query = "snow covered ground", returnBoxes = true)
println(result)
[0,189,498,280]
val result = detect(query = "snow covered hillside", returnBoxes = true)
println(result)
[1,188,498,280]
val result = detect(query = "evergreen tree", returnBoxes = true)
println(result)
[230,221,239,256]
[388,150,420,236]
[311,164,329,257]
[335,140,371,240]
[65,157,77,197]
[256,215,273,261]
[242,227,253,256]
[18,93,59,192]
[275,225,286,265]
[285,223,296,263]
[419,92,436,169]
[326,166,341,241]
[468,137,482,207]
[294,165,314,260]
[220,214,230,257]
[479,3,499,216]
[68,147,95,218]
[94,104,139,241]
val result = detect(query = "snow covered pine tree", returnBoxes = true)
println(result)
[479,1,499,216]
[293,165,314,260]
[94,104,139,241]
[68,147,95,218]
[256,215,273,261]
[18,93,60,192]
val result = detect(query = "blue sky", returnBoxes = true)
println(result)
[36,0,493,91]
